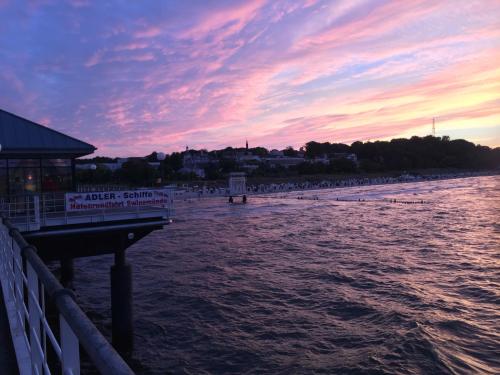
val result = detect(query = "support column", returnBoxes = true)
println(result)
[60,258,74,289]
[110,249,133,354]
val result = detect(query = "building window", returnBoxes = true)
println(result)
[42,159,72,167]
[8,159,40,167]
[0,159,7,195]
[9,167,41,195]
[1,159,74,195]
[42,166,72,192]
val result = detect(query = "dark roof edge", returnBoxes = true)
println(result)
[0,108,97,152]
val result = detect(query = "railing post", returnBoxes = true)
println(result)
[33,195,40,227]
[27,262,43,374]
[26,196,30,229]
[13,241,24,330]
[60,314,80,375]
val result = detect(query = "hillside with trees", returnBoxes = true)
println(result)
[76,136,500,186]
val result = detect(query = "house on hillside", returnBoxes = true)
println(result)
[331,152,359,166]
[179,151,217,178]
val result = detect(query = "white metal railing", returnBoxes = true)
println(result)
[0,189,174,232]
[0,218,134,375]
[0,195,40,231]
[40,191,173,225]
[0,222,79,374]
[76,184,128,193]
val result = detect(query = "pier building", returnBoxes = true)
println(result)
[0,109,173,374]
[228,172,247,196]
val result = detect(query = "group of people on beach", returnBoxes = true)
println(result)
[175,171,488,200]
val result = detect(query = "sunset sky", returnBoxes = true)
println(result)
[0,0,499,156]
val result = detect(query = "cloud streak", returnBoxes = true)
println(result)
[0,0,499,155]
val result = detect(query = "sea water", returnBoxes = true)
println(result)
[75,175,500,374]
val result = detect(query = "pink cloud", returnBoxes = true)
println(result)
[3,0,499,156]
[250,52,500,148]
[134,26,162,38]
[179,0,266,41]
[68,0,89,8]
[85,49,105,67]
[114,41,150,51]
[1,70,24,93]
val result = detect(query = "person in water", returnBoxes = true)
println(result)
[242,195,247,204]
[229,196,234,203]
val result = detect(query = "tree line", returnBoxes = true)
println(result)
[76,136,500,186]
[305,136,499,171]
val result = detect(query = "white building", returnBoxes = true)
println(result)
[263,156,305,168]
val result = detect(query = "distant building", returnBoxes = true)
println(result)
[331,152,358,165]
[75,164,96,171]
[182,151,213,168]
[241,164,259,172]
[76,156,162,172]
[75,157,130,171]
[313,154,330,165]
[269,149,284,157]
[179,166,205,178]
[236,152,261,163]
[263,156,305,168]
[180,151,216,178]
[147,162,160,169]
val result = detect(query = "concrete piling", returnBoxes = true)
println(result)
[110,249,133,354]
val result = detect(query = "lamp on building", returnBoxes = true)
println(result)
[90,164,97,171]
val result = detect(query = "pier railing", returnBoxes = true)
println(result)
[0,217,135,375]
[0,188,174,232]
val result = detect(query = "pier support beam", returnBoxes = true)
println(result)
[60,258,74,289]
[110,249,133,354]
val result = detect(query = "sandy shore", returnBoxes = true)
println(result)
[172,170,497,200]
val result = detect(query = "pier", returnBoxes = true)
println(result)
[0,109,174,374]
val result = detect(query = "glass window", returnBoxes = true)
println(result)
[9,167,41,195]
[0,159,6,196]
[0,167,7,195]
[8,159,40,167]
[42,159,72,167]
[42,167,72,192]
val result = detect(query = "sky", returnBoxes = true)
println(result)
[0,0,499,156]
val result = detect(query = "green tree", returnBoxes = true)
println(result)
[118,159,155,186]
[283,146,298,157]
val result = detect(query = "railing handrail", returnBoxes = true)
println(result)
[1,216,135,375]
[0,188,174,232]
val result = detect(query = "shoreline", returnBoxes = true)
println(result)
[173,170,498,200]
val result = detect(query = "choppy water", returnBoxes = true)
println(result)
[75,176,500,374]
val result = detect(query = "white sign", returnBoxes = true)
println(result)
[65,189,171,211]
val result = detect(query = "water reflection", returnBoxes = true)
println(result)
[76,176,500,374]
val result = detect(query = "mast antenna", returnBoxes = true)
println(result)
[432,117,436,137]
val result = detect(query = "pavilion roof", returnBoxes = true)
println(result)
[0,109,96,157]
